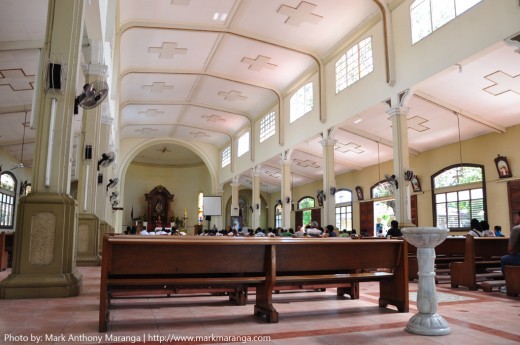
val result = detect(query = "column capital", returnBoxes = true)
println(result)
[319,138,337,147]
[387,106,409,117]
[82,63,108,78]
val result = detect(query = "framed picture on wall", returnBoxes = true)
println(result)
[355,186,363,201]
[411,175,422,193]
[494,155,512,178]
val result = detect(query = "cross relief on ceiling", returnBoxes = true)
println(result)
[218,90,247,101]
[335,141,364,154]
[148,42,187,59]
[171,0,190,6]
[139,109,165,117]
[135,128,159,135]
[265,170,281,178]
[408,116,430,132]
[202,114,226,122]
[294,158,320,168]
[483,71,520,96]
[0,69,35,91]
[190,131,210,138]
[277,1,323,27]
[241,55,277,71]
[142,82,174,93]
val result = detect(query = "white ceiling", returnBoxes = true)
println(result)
[1,0,519,192]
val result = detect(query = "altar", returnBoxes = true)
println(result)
[145,185,174,230]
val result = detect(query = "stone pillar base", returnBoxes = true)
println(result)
[0,192,83,299]
[77,214,101,266]
[0,271,82,299]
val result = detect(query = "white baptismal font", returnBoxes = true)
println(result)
[401,227,451,336]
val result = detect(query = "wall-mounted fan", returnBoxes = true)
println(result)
[106,178,119,191]
[11,111,28,170]
[74,81,109,114]
[98,152,115,170]
[110,191,119,202]
[385,174,399,190]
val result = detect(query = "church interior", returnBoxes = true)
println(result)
[0,0,519,343]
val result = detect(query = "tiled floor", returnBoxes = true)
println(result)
[0,267,519,344]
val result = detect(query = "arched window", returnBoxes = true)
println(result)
[335,189,353,231]
[298,196,315,226]
[0,172,17,229]
[275,204,282,228]
[370,180,396,236]
[432,164,486,231]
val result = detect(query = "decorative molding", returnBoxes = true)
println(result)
[0,68,35,91]
[241,55,277,71]
[142,82,174,93]
[483,71,520,96]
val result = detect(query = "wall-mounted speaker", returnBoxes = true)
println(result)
[205,215,211,221]
[85,145,92,160]
[48,63,62,90]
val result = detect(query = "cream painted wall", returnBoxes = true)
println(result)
[123,162,211,234]
[285,124,520,236]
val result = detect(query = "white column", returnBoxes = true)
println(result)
[320,138,337,227]
[280,159,292,229]
[252,167,261,229]
[230,176,240,218]
[388,107,414,227]
[0,0,85,298]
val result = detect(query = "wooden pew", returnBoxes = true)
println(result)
[99,235,409,331]
[99,235,270,332]
[450,236,509,290]
[504,265,520,297]
[0,232,8,271]
[408,236,465,281]
[259,238,409,322]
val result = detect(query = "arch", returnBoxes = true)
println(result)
[114,138,220,231]
[0,171,17,229]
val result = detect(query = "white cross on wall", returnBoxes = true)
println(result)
[241,55,277,71]
[484,71,520,95]
[277,1,323,27]
[148,42,187,59]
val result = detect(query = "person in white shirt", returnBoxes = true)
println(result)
[480,220,495,237]
[468,218,483,237]
[306,221,323,237]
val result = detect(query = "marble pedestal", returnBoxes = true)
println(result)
[402,227,451,336]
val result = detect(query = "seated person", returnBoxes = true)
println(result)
[468,218,483,237]
[480,220,495,237]
[494,225,504,237]
[324,225,337,237]
[139,228,149,235]
[386,220,402,237]
[306,221,323,237]
[501,211,520,292]
[294,226,306,237]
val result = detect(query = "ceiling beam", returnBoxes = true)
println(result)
[0,40,42,51]
[0,105,32,115]
[414,90,506,133]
